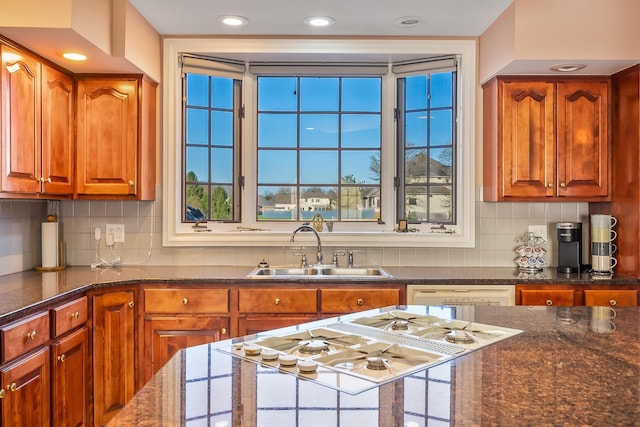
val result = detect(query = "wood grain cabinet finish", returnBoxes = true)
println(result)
[518,289,576,306]
[76,76,156,200]
[0,346,50,427]
[483,77,610,201]
[321,288,401,314]
[92,290,136,427]
[52,326,88,427]
[238,288,318,313]
[0,311,50,363]
[52,295,88,337]
[143,288,231,383]
[583,289,638,307]
[0,43,74,196]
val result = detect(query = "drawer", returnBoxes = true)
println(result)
[51,296,88,337]
[1,311,50,363]
[144,288,229,314]
[583,289,637,307]
[321,288,401,313]
[519,289,575,306]
[238,289,317,313]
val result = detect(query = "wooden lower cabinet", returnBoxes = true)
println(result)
[320,288,401,315]
[0,346,50,427]
[92,290,136,427]
[143,316,229,383]
[52,326,88,427]
[583,289,638,307]
[517,287,577,306]
[238,315,318,336]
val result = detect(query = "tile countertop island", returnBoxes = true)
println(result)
[106,305,640,427]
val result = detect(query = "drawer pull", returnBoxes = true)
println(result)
[70,311,80,319]
[221,328,227,335]
[274,298,281,305]
[8,383,16,392]
[357,298,364,306]
[559,182,566,188]
[609,299,617,306]
[58,354,66,362]
[545,299,553,306]
[0,389,4,398]
[547,183,553,188]
[128,301,135,308]
[26,330,37,340]
[128,180,134,186]
[183,298,189,305]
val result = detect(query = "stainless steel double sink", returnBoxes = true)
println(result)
[247,265,392,279]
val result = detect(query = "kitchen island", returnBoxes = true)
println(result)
[106,305,640,426]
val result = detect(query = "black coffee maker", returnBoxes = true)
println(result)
[556,222,582,273]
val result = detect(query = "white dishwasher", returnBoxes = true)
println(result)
[406,284,516,306]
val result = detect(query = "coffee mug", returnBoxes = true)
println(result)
[591,214,617,228]
[591,242,617,255]
[590,318,616,333]
[591,254,617,271]
[591,228,617,242]
[591,306,616,320]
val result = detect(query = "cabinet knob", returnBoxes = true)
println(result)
[26,330,37,340]
[57,354,66,362]
[8,383,16,392]
[559,182,566,188]
[0,389,4,398]
[221,328,227,335]
[609,299,617,306]
[128,301,135,308]
[545,299,553,306]
[274,298,281,305]
[357,298,364,306]
[547,183,553,188]
[183,298,189,305]
[128,180,134,186]
[70,311,80,319]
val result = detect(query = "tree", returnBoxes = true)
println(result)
[211,186,231,220]
[186,171,209,213]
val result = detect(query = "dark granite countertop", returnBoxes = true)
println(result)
[106,305,640,426]
[0,266,638,322]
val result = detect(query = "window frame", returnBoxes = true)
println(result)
[162,38,476,248]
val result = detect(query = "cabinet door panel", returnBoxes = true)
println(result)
[53,327,88,427]
[501,81,555,198]
[93,291,136,427]
[1,45,41,193]
[557,81,609,198]
[143,316,229,382]
[1,311,50,363]
[583,289,637,307]
[238,289,317,313]
[321,288,400,313]
[144,288,229,314]
[76,79,138,196]
[519,289,575,306]
[0,346,50,427]
[41,65,74,194]
[238,316,318,336]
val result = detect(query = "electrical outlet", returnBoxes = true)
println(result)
[528,225,548,241]
[106,224,125,243]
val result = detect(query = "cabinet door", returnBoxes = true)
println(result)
[501,81,555,198]
[556,81,610,198]
[93,291,136,427]
[583,289,637,307]
[321,288,401,314]
[0,346,50,427]
[1,44,41,193]
[52,327,88,427]
[143,316,229,383]
[41,65,74,194]
[76,78,138,196]
[238,289,318,313]
[519,289,575,306]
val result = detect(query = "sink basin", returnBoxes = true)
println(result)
[247,266,392,279]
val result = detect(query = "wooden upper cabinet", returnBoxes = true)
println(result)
[483,77,611,202]
[0,44,74,196]
[76,76,156,200]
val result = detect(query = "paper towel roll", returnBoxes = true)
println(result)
[41,222,59,268]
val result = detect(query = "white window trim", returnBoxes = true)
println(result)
[162,38,476,248]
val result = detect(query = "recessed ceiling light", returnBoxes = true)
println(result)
[217,15,249,26]
[62,52,87,61]
[394,16,423,27]
[304,16,335,27]
[550,64,586,72]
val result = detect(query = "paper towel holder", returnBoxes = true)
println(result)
[35,215,66,272]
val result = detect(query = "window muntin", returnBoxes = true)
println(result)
[256,76,381,222]
[183,73,242,222]
[397,68,456,224]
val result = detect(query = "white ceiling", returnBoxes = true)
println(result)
[128,0,513,37]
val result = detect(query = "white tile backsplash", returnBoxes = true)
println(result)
[0,187,591,276]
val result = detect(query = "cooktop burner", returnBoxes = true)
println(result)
[348,311,442,334]
[254,327,370,357]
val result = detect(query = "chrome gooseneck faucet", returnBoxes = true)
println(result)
[290,225,323,265]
